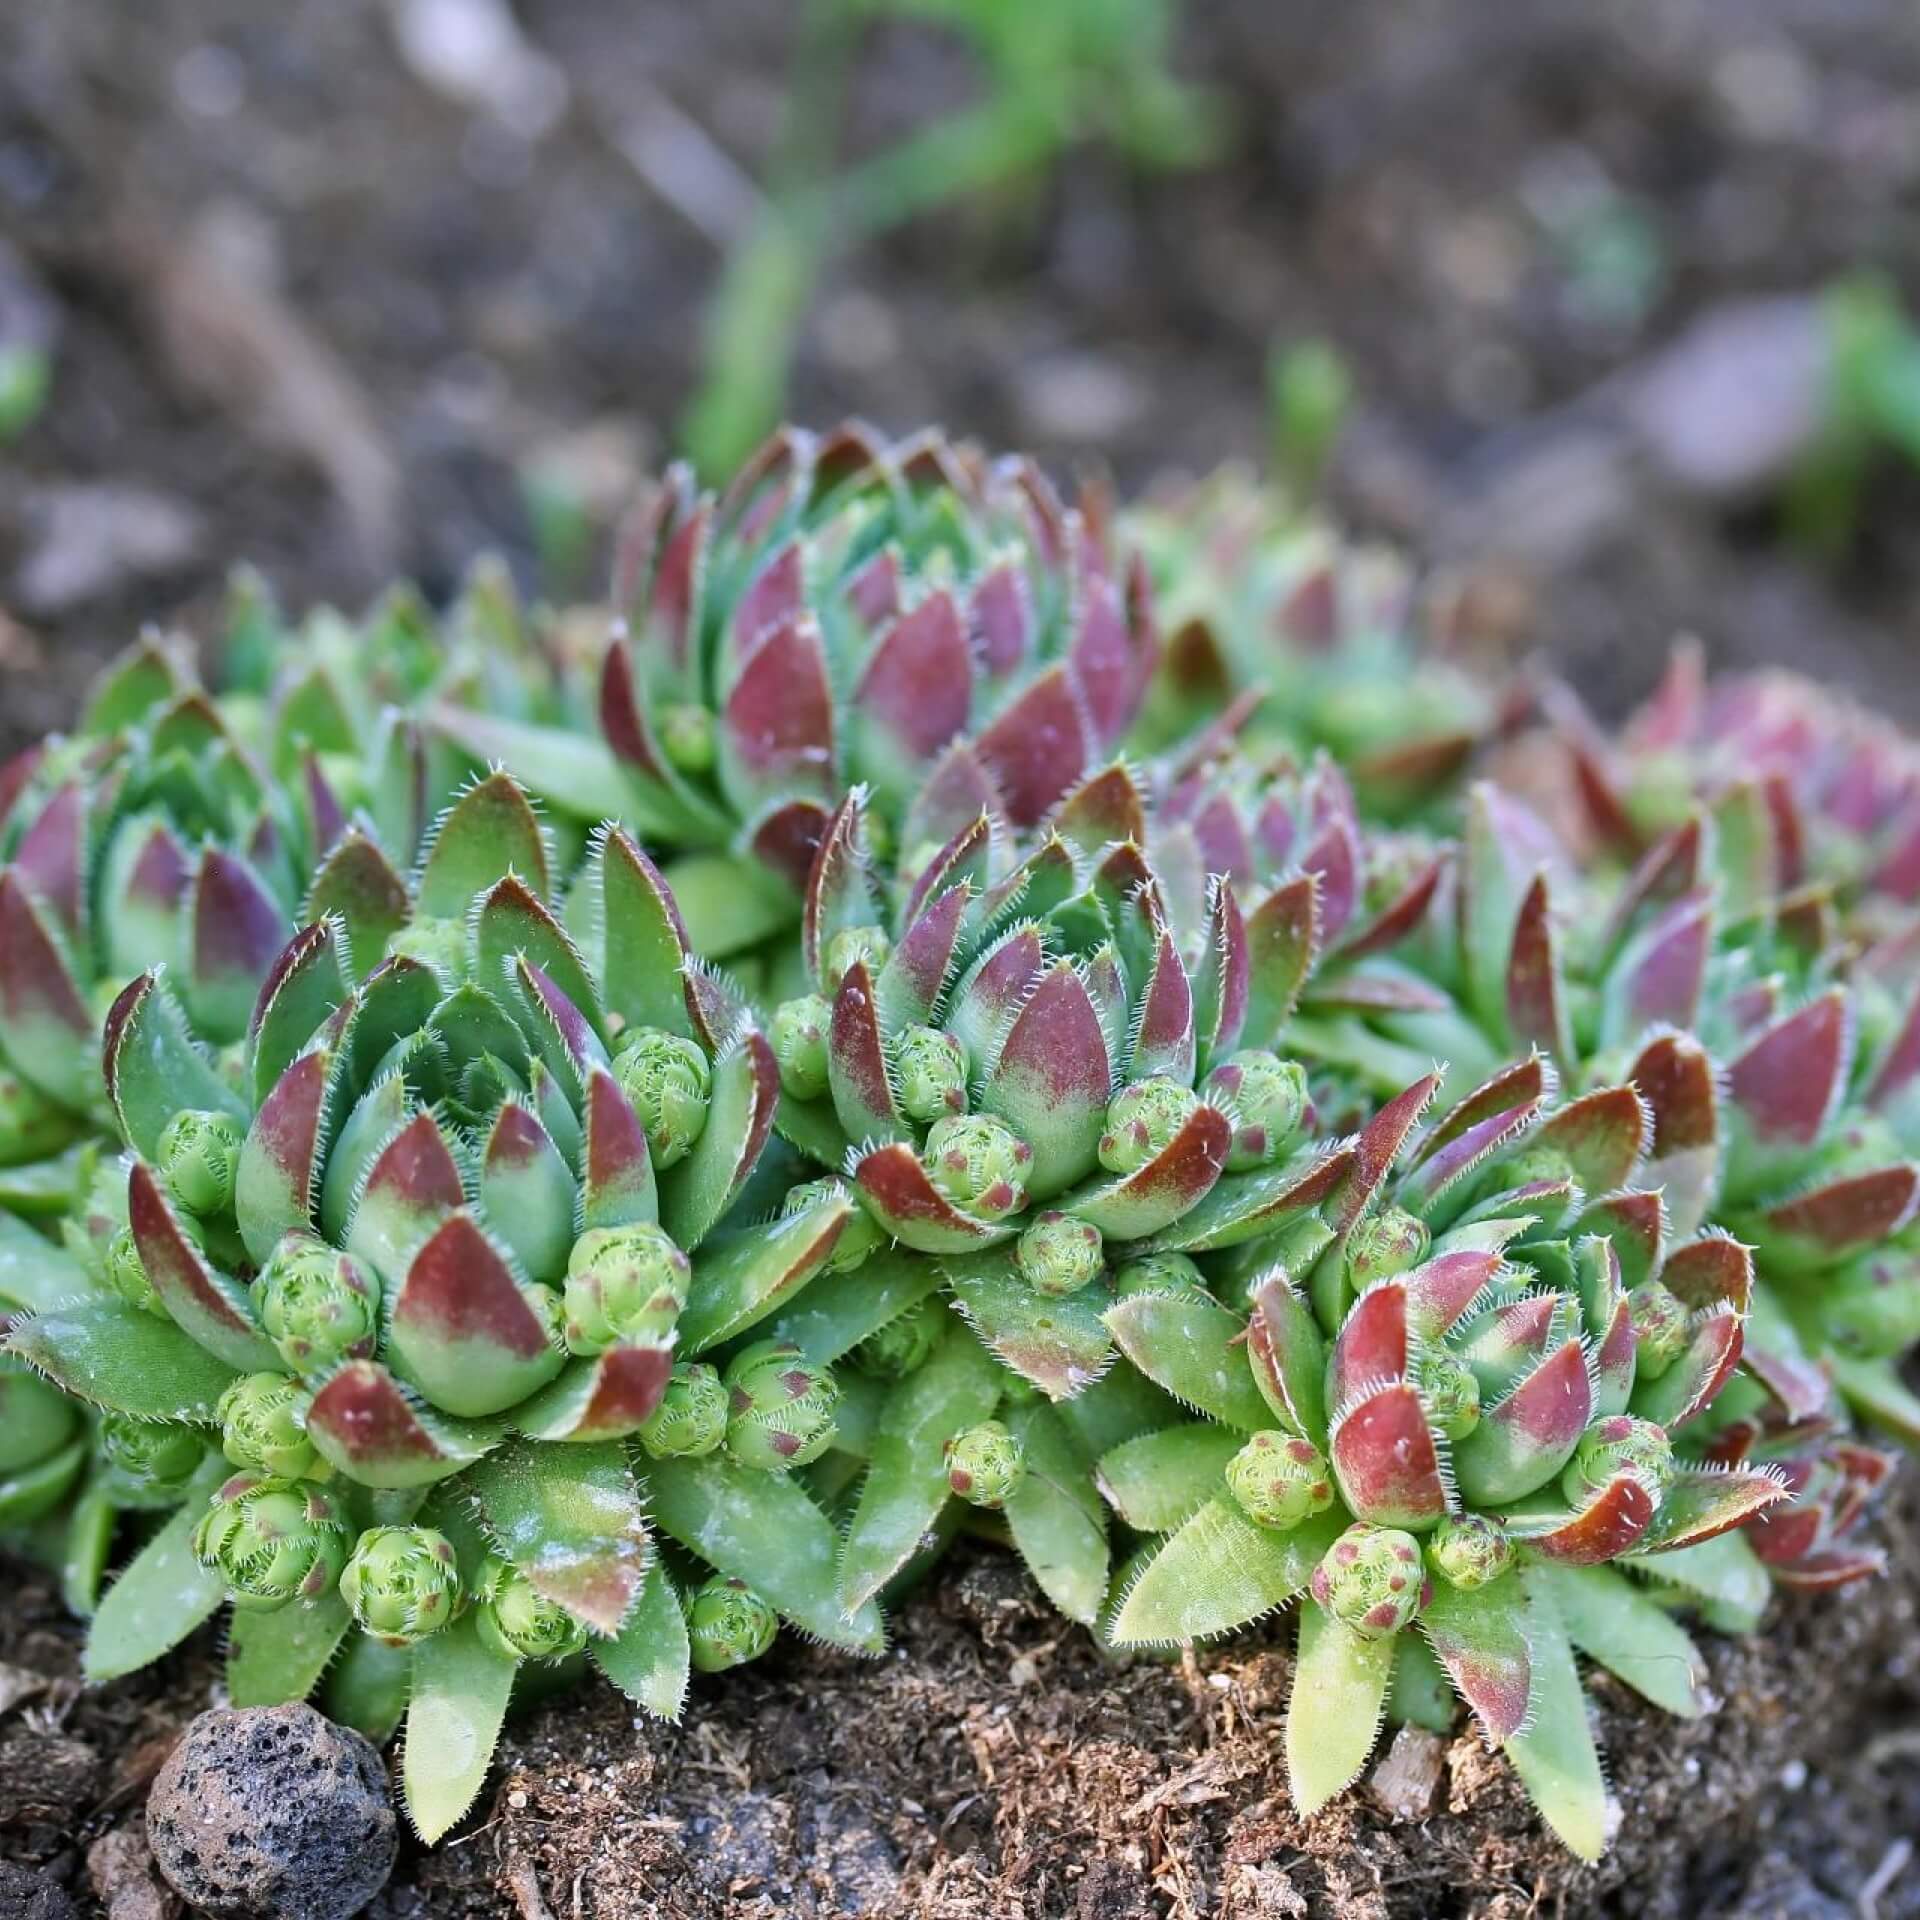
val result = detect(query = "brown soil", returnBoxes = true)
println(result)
[4,1489,1918,1919]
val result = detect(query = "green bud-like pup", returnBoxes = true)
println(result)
[687,1574,778,1673]
[723,1340,839,1470]
[1226,1430,1335,1531]
[895,1025,969,1123]
[216,1372,323,1480]
[770,994,831,1101]
[1098,1077,1201,1176]
[924,1114,1031,1221]
[191,1473,349,1611]
[156,1109,246,1216]
[339,1525,462,1646]
[944,1420,1026,1507]
[1014,1210,1104,1298]
[614,1028,711,1170]
[474,1556,589,1662]
[636,1362,729,1459]
[563,1224,691,1353]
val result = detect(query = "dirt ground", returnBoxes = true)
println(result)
[3,1488,1918,1920]
[6,2,1920,1914]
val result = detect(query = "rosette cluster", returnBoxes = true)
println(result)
[6,422,1920,1865]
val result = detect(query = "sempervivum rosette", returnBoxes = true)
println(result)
[451,421,1157,960]
[4,772,878,1840]
[1097,1056,1784,1860]
[1127,468,1524,819]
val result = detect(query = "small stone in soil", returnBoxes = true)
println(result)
[145,1703,397,1920]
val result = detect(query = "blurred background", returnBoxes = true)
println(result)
[3,0,1919,755]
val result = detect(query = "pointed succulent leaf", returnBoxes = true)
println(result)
[1331,1380,1450,1530]
[305,1360,501,1487]
[416,771,550,919]
[479,1101,575,1284]
[404,1613,519,1843]
[104,972,249,1160]
[1505,873,1570,1061]
[1145,1143,1352,1253]
[977,961,1111,1197]
[387,1212,565,1417]
[468,1439,650,1634]
[1638,1464,1786,1551]
[677,1187,856,1353]
[1452,1339,1591,1505]
[307,831,413,979]
[226,1589,353,1709]
[234,1047,336,1265]
[1503,1573,1609,1863]
[851,1142,1019,1253]
[345,1111,466,1278]
[186,848,292,1045]
[1103,1290,1268,1430]
[765,1246,944,1367]
[0,869,92,1103]
[839,1328,1003,1612]
[1532,1086,1647,1198]
[1095,1423,1240,1532]
[83,1454,231,1681]
[249,924,349,1103]
[594,827,698,1042]
[579,1068,659,1231]
[1629,1309,1742,1431]
[1062,1104,1232,1241]
[592,1558,690,1722]
[1529,1561,1706,1719]
[1247,1271,1327,1439]
[128,1162,279,1371]
[1504,1473,1659,1564]
[1002,1397,1110,1624]
[1726,989,1850,1157]
[512,1345,675,1443]
[645,1451,885,1653]
[1109,1498,1342,1646]
[942,1245,1112,1400]
[475,875,603,1040]
[828,959,907,1145]
[1243,873,1320,1043]
[1742,1166,1920,1274]
[1286,1602,1396,1816]
[1629,1031,1720,1240]
[6,1295,239,1419]
[660,1031,778,1250]
[1419,1577,1532,1742]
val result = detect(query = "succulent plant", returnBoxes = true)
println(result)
[3,776,879,1840]
[1097,1057,1785,1859]
[1127,470,1521,818]
[447,422,1158,959]
[7,437,1919,1873]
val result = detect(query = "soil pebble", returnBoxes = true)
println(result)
[144,1703,396,1920]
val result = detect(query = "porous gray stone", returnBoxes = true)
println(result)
[145,1703,396,1920]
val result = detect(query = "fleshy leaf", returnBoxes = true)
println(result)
[405,1613,519,1843]
[678,1188,856,1353]
[942,1246,1112,1400]
[1419,1577,1532,1741]
[6,1296,238,1419]
[416,771,550,919]
[1285,1603,1395,1815]
[1504,1571,1610,1863]
[104,972,249,1160]
[305,1361,500,1487]
[1104,1290,1268,1430]
[228,1590,352,1709]
[592,1558,690,1722]
[1095,1423,1239,1532]
[84,1454,232,1681]
[1529,1561,1706,1719]
[838,1329,1003,1612]
[469,1439,650,1634]
[1109,1499,1341,1645]
[129,1162,279,1372]
[1003,1398,1110,1624]
[645,1451,886,1653]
